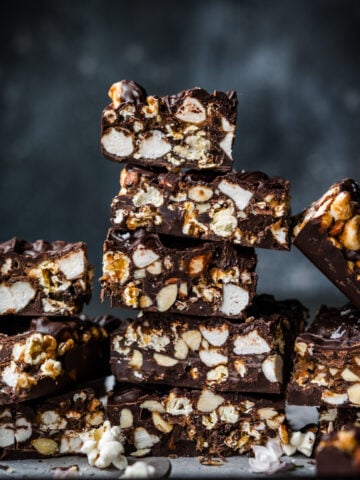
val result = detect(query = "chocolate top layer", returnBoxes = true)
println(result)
[107,80,238,123]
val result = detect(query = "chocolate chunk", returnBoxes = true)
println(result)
[111,165,291,250]
[101,80,237,172]
[110,294,307,393]
[0,238,93,316]
[100,228,257,318]
[287,303,360,407]
[107,383,290,457]
[293,178,360,307]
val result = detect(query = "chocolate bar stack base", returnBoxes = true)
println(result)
[100,80,298,458]
[107,384,291,457]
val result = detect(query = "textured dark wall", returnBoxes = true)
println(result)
[1,0,359,317]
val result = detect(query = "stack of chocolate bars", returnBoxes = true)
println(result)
[287,179,360,474]
[0,239,111,458]
[100,80,309,458]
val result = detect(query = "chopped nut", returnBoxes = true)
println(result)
[178,281,188,298]
[132,186,164,208]
[182,330,202,351]
[199,324,229,346]
[339,215,360,250]
[261,355,283,383]
[101,128,134,157]
[57,338,75,356]
[341,368,360,382]
[220,283,249,316]
[132,245,160,268]
[153,353,178,367]
[174,339,189,360]
[138,130,171,159]
[330,191,353,221]
[129,349,143,369]
[140,400,165,413]
[120,408,133,429]
[152,412,173,433]
[146,260,162,275]
[139,295,153,308]
[175,97,206,124]
[0,281,36,315]
[295,341,308,356]
[156,284,178,312]
[218,180,253,210]
[196,389,224,413]
[32,438,59,456]
[347,383,360,405]
[199,349,228,367]
[233,330,270,355]
[321,390,348,405]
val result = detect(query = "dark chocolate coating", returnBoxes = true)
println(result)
[316,426,360,476]
[111,165,291,250]
[0,314,116,404]
[101,228,257,318]
[101,81,237,172]
[293,178,360,307]
[107,383,288,457]
[110,294,307,393]
[0,238,93,316]
[0,387,104,459]
[287,303,360,406]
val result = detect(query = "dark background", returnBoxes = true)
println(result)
[0,0,359,317]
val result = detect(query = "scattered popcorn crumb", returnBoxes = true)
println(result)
[121,461,155,478]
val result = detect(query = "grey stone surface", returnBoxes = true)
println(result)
[0,0,359,317]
